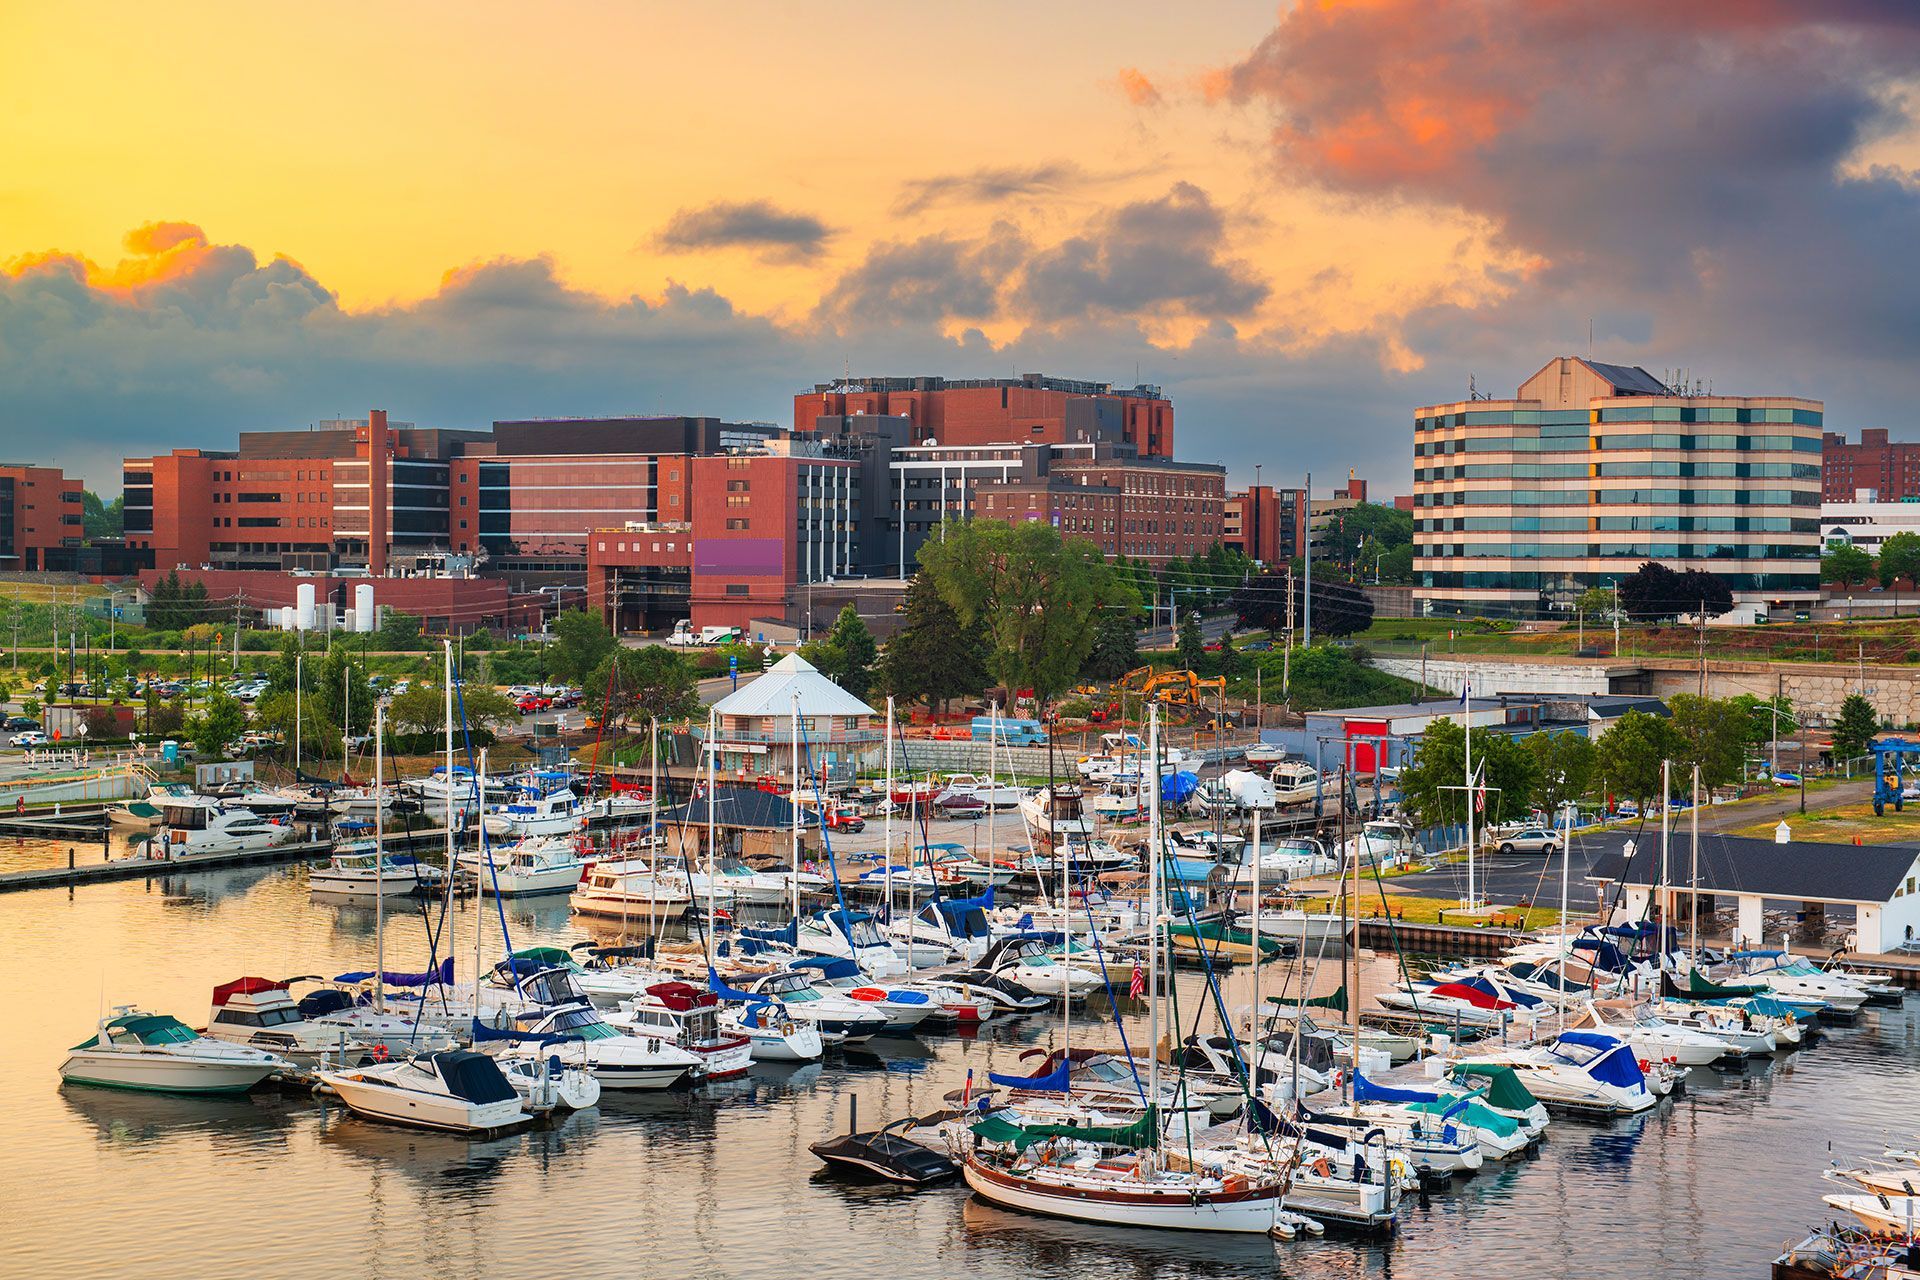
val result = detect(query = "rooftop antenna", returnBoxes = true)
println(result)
[1468,373,1478,400]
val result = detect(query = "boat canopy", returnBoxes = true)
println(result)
[707,967,769,1007]
[211,976,289,1005]
[969,1106,1154,1150]
[1552,1031,1647,1089]
[1459,974,1544,1008]
[469,1019,582,1048]
[988,1058,1074,1093]
[1352,1072,1437,1106]
[1568,937,1630,971]
[931,888,996,939]
[1448,1063,1540,1112]
[1739,996,1801,1020]
[1662,970,1766,1000]
[792,956,861,981]
[646,981,718,1012]
[1726,949,1786,959]
[1427,981,1516,1011]
[76,1014,200,1050]
[430,1051,519,1105]
[1410,1094,1518,1138]
[333,958,455,988]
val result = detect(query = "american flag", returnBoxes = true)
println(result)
[1129,961,1146,1000]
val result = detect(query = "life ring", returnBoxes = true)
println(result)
[371,1043,390,1062]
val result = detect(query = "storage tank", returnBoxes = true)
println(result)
[278,606,295,631]
[295,583,316,631]
[355,584,375,633]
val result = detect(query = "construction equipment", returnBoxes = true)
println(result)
[1871,737,1920,815]
[1116,666,1155,694]
[1139,670,1226,707]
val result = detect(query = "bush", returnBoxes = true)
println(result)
[1056,698,1093,719]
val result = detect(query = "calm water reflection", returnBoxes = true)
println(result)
[2,862,1916,1279]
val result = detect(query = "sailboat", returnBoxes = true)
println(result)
[961,706,1290,1234]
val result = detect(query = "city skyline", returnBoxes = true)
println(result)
[5,1,1919,490]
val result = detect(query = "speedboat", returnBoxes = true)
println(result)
[791,957,940,1033]
[461,835,589,896]
[1268,761,1322,807]
[61,1009,286,1094]
[609,981,755,1080]
[1475,1030,1657,1115]
[310,844,441,896]
[319,1050,533,1134]
[724,998,824,1062]
[1375,974,1552,1028]
[882,888,998,964]
[405,765,481,812]
[484,1001,698,1090]
[977,933,1106,1001]
[796,908,909,979]
[1217,837,1340,888]
[1243,743,1287,766]
[812,1108,960,1185]
[108,783,195,829]
[1569,997,1733,1066]
[1347,1072,1533,1162]
[942,968,1051,1015]
[934,773,1023,811]
[737,968,890,1043]
[1716,951,1869,1015]
[495,1055,600,1112]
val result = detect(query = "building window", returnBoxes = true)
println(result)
[726,584,749,596]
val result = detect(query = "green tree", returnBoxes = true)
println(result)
[1176,612,1206,669]
[1593,709,1682,812]
[191,689,248,758]
[1525,730,1597,817]
[1878,531,1920,587]
[802,604,878,701]
[1665,694,1751,789]
[549,609,616,684]
[1375,542,1414,584]
[1080,607,1141,682]
[1731,693,1795,762]
[375,609,425,650]
[315,643,377,740]
[588,646,701,727]
[1822,543,1875,588]
[917,520,1133,709]
[878,577,992,710]
[81,491,124,539]
[1575,586,1616,619]
[453,680,519,731]
[1831,692,1881,765]
[389,682,443,736]
[1396,717,1538,828]
[1321,502,1413,571]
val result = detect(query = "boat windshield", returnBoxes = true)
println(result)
[547,1008,619,1040]
[846,918,887,947]
[114,1015,199,1046]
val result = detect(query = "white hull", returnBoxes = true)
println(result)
[963,1160,1283,1233]
[310,867,429,896]
[321,1072,528,1133]
[60,1049,279,1094]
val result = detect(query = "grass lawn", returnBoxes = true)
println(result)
[1725,801,1920,845]
[1291,888,1562,930]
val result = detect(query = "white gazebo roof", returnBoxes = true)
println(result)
[710,653,878,719]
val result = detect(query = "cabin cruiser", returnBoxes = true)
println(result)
[327,786,409,819]
[569,857,694,920]
[789,956,943,1033]
[460,835,589,897]
[205,976,430,1065]
[1473,1030,1657,1115]
[934,773,1023,811]
[61,1009,286,1094]
[608,981,754,1080]
[1268,760,1323,807]
[721,997,824,1062]
[1712,951,1870,1014]
[319,1050,532,1134]
[484,773,586,838]
[310,844,443,896]
[485,1001,699,1090]
[152,797,298,857]
[405,765,482,812]
[1217,836,1340,888]
[1344,820,1420,870]
[107,783,196,829]
[1243,742,1287,766]
[1653,1000,1780,1056]
[1020,786,1097,849]
[796,908,909,979]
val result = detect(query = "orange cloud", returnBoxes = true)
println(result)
[1115,67,1162,109]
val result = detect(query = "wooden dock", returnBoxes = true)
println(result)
[0,822,463,894]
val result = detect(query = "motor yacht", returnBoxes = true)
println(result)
[934,773,1023,811]
[483,773,586,838]
[609,981,755,1080]
[461,835,589,896]
[152,797,298,857]
[61,1009,286,1094]
[310,844,442,896]
[1715,951,1870,1015]
[1474,1030,1657,1115]
[1268,761,1322,807]
[568,857,695,920]
[484,1001,698,1090]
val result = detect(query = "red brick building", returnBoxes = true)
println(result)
[971,456,1225,561]
[1223,484,1305,564]
[796,373,1173,458]
[1823,429,1920,501]
[0,464,84,570]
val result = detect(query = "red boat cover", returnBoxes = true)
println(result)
[646,981,717,1011]
[211,976,288,1006]
[1428,982,1515,1010]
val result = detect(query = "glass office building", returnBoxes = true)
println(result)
[1412,356,1823,616]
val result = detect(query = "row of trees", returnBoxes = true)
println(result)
[1822,533,1920,588]
[1397,691,1826,826]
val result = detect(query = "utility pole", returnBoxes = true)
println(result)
[1282,566,1294,703]
[1696,601,1707,698]
[1612,582,1621,654]
[1302,470,1313,647]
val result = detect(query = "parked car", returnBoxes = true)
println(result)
[1495,826,1559,855]
[11,731,49,747]
[3,716,37,732]
[516,695,552,714]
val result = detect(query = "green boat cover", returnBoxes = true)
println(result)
[1409,1094,1521,1139]
[1666,970,1767,1000]
[1449,1062,1540,1113]
[73,1014,198,1051]
[969,1107,1156,1150]
[511,946,580,969]
[1166,922,1286,956]
[1265,985,1348,1012]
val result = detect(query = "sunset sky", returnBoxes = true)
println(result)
[4,1,1919,492]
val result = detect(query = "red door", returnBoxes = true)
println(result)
[1345,719,1388,773]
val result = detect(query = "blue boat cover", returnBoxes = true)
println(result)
[1569,937,1629,971]
[468,1019,582,1048]
[1353,1072,1438,1105]
[1727,949,1786,959]
[1555,1031,1646,1089]
[738,920,799,946]
[1460,974,1545,1008]
[1740,996,1798,1019]
[333,957,454,988]
[1161,771,1199,804]
[707,966,767,1007]
[988,1058,1072,1093]
[883,989,930,1005]
[791,956,861,980]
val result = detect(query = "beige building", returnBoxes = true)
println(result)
[1412,357,1823,617]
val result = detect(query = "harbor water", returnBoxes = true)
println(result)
[4,860,1917,1279]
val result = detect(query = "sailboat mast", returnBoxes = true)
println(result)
[1463,681,1476,909]
[474,747,487,1010]
[648,716,659,928]
[294,652,302,773]
[1659,756,1671,953]
[1342,757,1356,1101]
[984,700,996,861]
[882,696,893,923]
[1557,800,1571,1024]
[793,692,804,923]
[1249,803,1261,1044]
[1146,704,1162,1123]
[706,705,718,954]
[373,701,385,1012]
[1689,763,1701,960]
[444,641,455,883]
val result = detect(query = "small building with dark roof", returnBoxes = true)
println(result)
[1588,832,1920,953]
